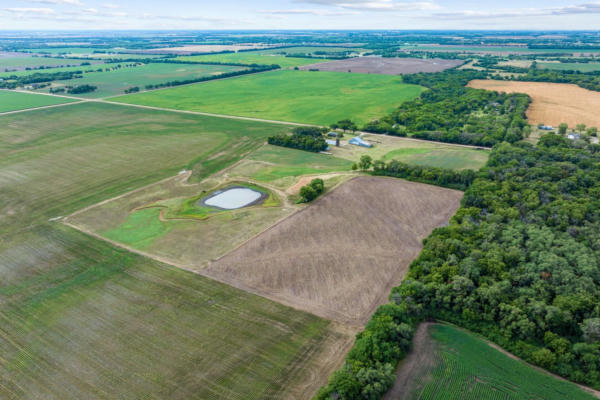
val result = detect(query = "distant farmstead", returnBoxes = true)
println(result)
[349,136,373,148]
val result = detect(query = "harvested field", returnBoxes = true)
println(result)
[299,56,463,74]
[205,176,463,325]
[467,80,600,128]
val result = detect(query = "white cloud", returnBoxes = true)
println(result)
[434,2,600,19]
[101,3,119,9]
[295,0,439,11]
[260,8,358,16]
[18,0,82,5]
[4,7,56,15]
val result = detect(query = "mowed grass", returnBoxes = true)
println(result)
[43,62,246,98]
[538,62,600,72]
[0,90,75,112]
[0,102,345,399]
[401,324,595,400]
[229,145,353,183]
[329,134,489,170]
[113,69,425,125]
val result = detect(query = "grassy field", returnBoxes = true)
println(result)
[0,56,99,70]
[227,145,353,186]
[538,62,600,72]
[178,53,325,68]
[0,101,350,399]
[388,324,596,400]
[329,134,489,170]
[39,62,246,98]
[0,90,76,112]
[112,69,425,125]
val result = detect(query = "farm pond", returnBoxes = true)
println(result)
[202,186,265,210]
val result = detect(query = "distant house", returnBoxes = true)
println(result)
[539,125,554,131]
[349,136,373,148]
[567,133,581,140]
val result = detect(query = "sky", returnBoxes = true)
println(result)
[1,0,600,30]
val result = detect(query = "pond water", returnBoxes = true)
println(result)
[204,187,262,209]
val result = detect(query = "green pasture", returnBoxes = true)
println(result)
[537,62,600,72]
[230,145,353,182]
[0,90,76,113]
[113,69,425,125]
[0,56,98,70]
[328,134,489,170]
[0,102,339,399]
[178,53,323,68]
[41,62,246,98]
[404,324,595,400]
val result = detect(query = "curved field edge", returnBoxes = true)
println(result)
[385,323,598,400]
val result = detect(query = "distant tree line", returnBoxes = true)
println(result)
[363,70,530,147]
[318,137,600,398]
[67,84,96,94]
[268,126,328,152]
[143,65,278,91]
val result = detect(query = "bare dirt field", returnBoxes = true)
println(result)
[468,80,600,128]
[204,176,463,326]
[299,56,463,74]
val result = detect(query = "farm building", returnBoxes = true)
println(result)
[539,125,554,130]
[349,136,373,148]
[567,133,581,140]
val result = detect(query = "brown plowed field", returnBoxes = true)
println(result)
[467,80,600,128]
[299,56,463,74]
[205,176,463,325]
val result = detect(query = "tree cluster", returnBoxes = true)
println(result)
[67,84,97,94]
[267,127,328,152]
[371,159,476,190]
[319,137,600,398]
[363,70,531,147]
[299,178,325,202]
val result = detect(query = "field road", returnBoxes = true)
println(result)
[1,88,491,150]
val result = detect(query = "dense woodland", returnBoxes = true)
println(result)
[364,70,531,147]
[319,136,600,398]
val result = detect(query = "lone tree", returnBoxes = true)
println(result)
[358,155,372,170]
[576,123,587,133]
[587,127,598,137]
[558,123,568,135]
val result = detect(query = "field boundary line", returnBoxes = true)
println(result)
[0,100,86,116]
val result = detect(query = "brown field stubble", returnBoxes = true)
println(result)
[467,80,600,128]
[205,176,463,326]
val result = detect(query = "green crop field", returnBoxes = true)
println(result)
[179,53,324,68]
[39,62,246,98]
[112,69,425,125]
[402,324,595,400]
[538,62,600,72]
[0,90,76,112]
[0,56,98,70]
[0,101,346,399]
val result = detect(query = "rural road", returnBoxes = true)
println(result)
[1,88,490,150]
